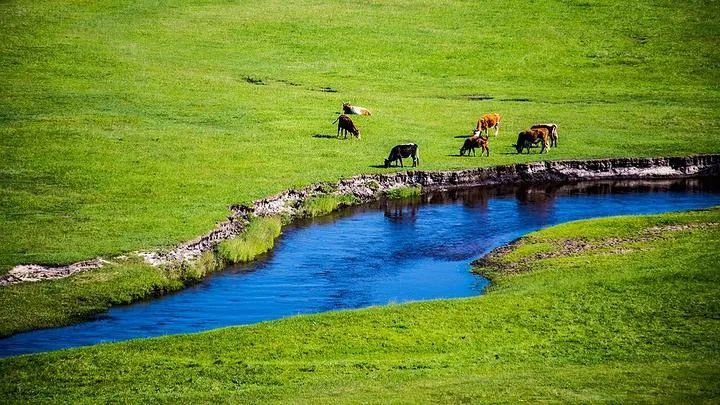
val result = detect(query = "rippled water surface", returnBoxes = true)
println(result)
[2,178,719,357]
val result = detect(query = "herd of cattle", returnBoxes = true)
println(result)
[334,103,559,168]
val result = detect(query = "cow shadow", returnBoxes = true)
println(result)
[313,133,337,139]
[448,154,488,158]
[369,164,387,168]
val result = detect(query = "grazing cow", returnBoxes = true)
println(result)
[475,113,502,137]
[514,128,549,154]
[333,114,360,139]
[384,143,419,168]
[530,123,558,147]
[342,102,372,116]
[460,130,489,157]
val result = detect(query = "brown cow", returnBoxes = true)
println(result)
[333,114,360,139]
[475,113,502,137]
[342,103,372,116]
[460,130,489,157]
[530,123,558,147]
[514,128,549,154]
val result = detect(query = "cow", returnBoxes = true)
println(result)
[475,113,502,137]
[342,102,372,116]
[530,123,558,147]
[514,128,549,154]
[460,130,489,157]
[333,114,360,139]
[384,143,419,168]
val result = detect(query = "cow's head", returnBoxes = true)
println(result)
[384,158,391,168]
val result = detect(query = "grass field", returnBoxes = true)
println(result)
[2,0,720,271]
[1,208,718,402]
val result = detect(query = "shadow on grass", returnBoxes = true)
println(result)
[448,154,490,158]
[313,133,338,139]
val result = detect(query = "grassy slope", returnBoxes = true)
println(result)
[1,208,718,402]
[1,0,719,270]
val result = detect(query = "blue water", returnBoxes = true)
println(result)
[1,178,719,357]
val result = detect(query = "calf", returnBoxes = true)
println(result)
[460,131,489,157]
[530,123,558,147]
[342,102,372,116]
[333,114,360,139]
[384,143,419,168]
[514,128,549,154]
[476,113,502,137]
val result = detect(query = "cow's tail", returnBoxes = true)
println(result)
[332,116,340,124]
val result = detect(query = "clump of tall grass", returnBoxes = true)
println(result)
[300,194,359,217]
[384,186,422,200]
[216,216,282,263]
[161,251,223,283]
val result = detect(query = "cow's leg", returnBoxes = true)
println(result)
[494,124,499,137]
[399,157,403,167]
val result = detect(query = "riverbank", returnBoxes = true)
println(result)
[0,155,720,336]
[2,208,718,402]
[1,156,718,338]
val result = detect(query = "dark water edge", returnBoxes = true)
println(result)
[1,177,719,358]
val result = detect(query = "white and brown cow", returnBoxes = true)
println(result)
[342,102,372,116]
[475,113,502,137]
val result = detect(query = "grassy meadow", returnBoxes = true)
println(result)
[1,208,718,402]
[2,0,720,271]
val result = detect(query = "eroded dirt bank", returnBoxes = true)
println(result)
[2,154,718,286]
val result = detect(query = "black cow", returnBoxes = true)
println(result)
[384,143,419,168]
[333,114,360,139]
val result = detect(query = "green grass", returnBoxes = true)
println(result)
[384,186,422,200]
[0,259,186,338]
[299,194,360,217]
[216,216,282,263]
[1,0,719,271]
[2,208,718,402]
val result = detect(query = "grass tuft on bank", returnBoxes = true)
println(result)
[299,194,360,218]
[216,217,282,263]
[384,186,422,200]
[2,207,718,402]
